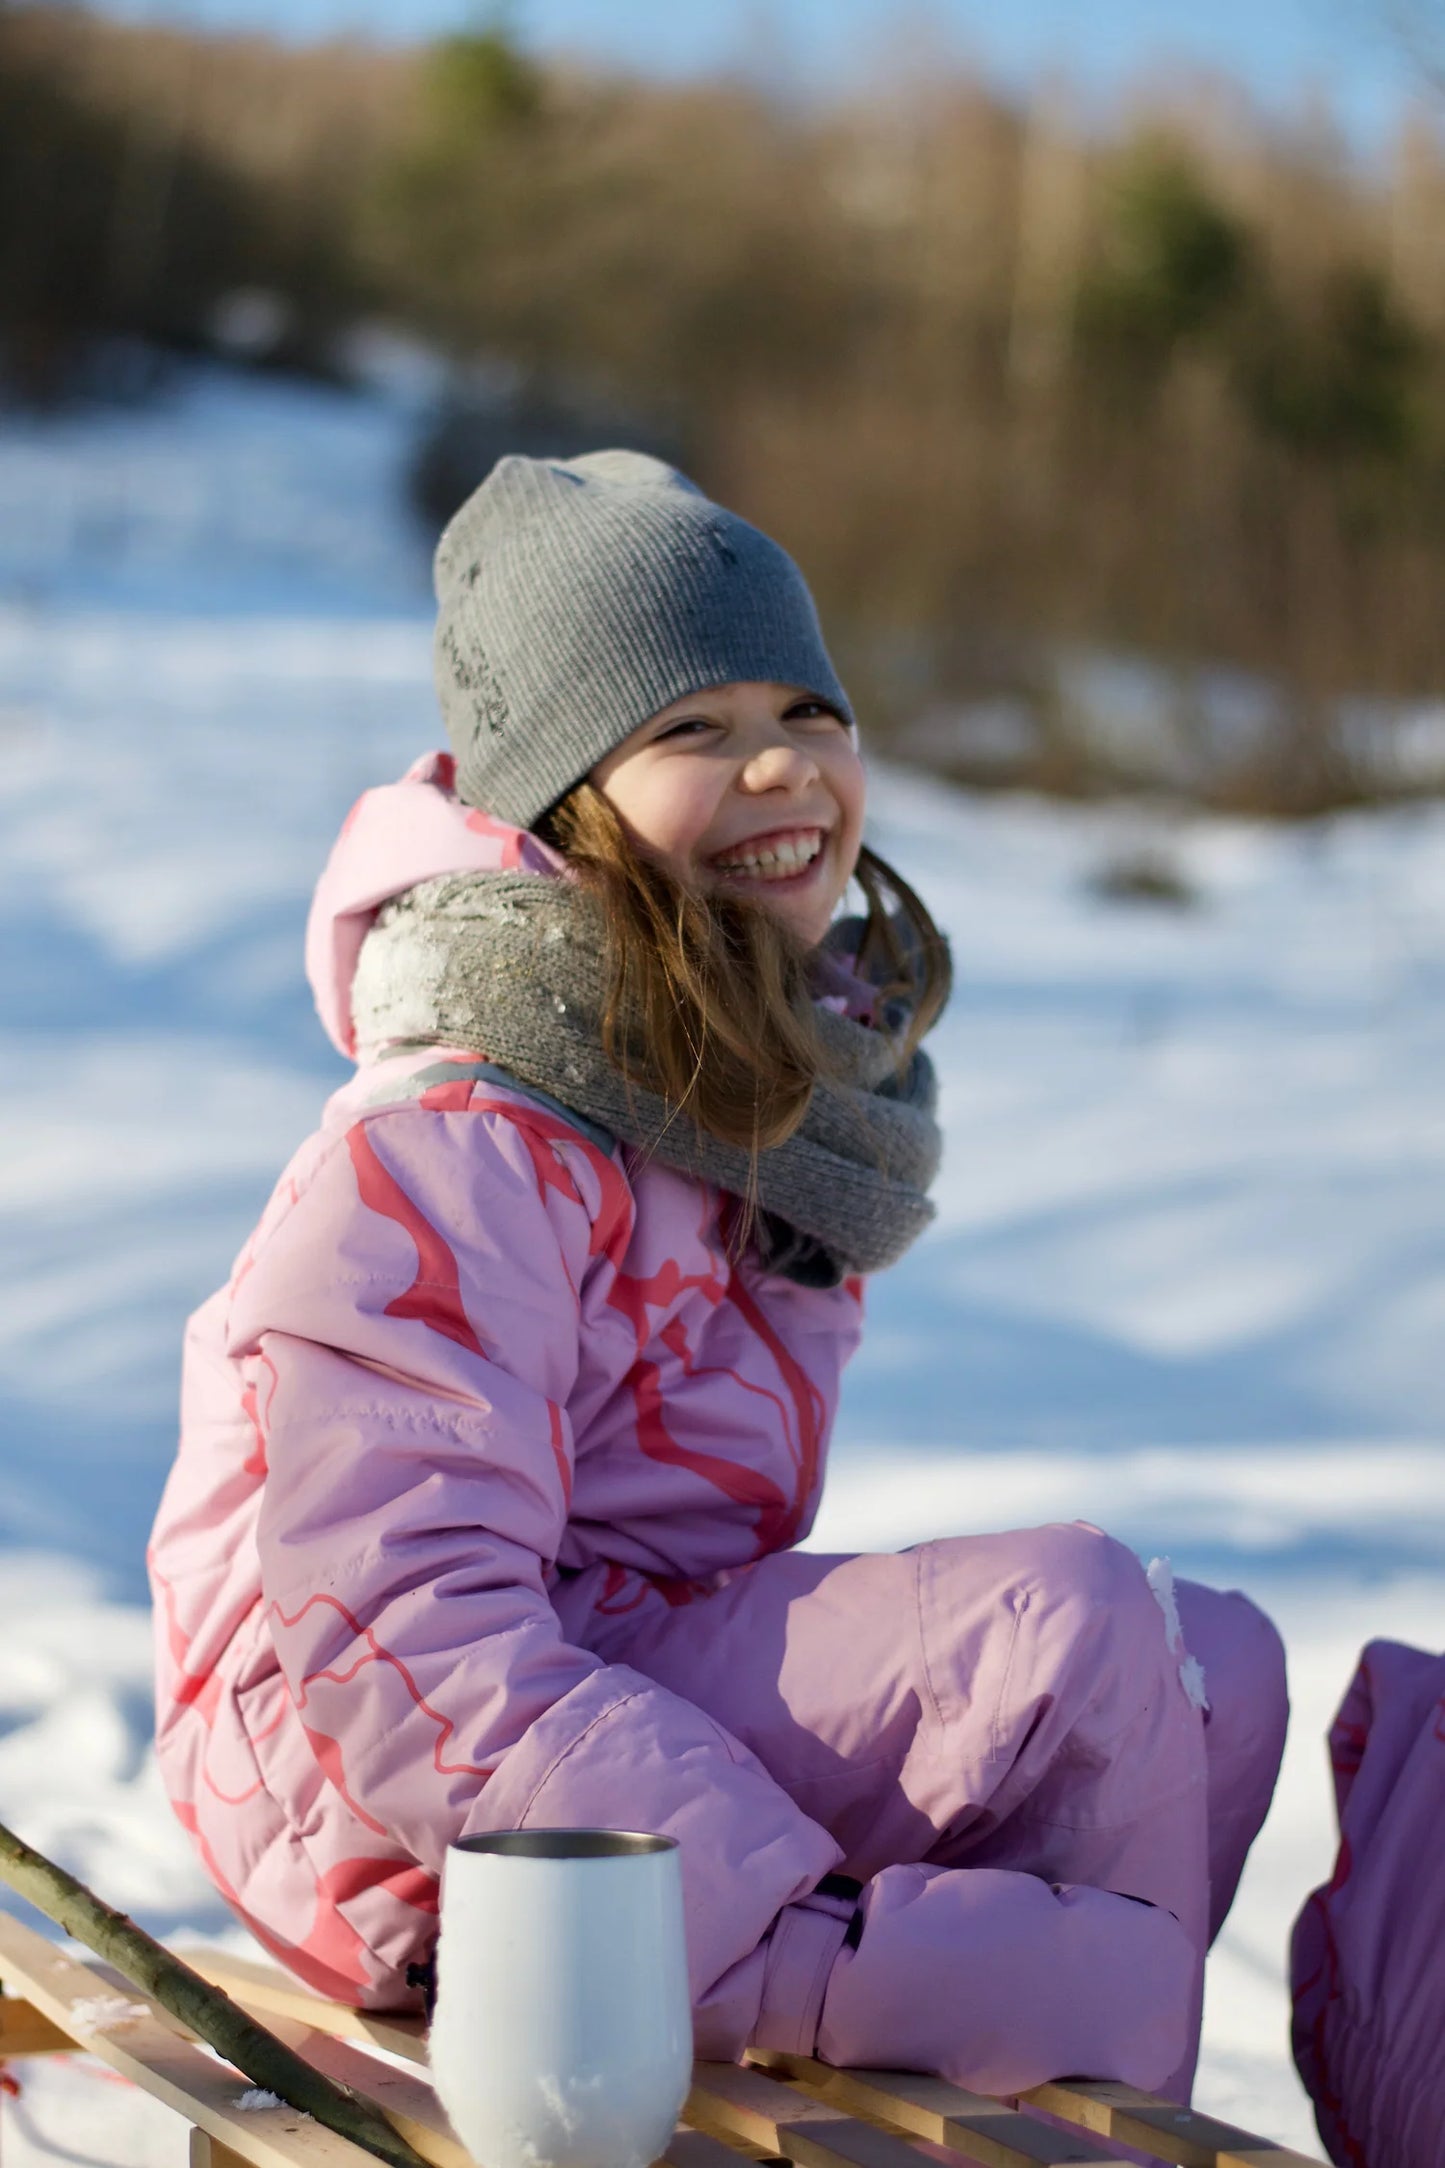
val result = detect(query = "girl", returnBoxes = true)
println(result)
[150,451,1287,2099]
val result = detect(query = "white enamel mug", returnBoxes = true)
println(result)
[429,1830,693,2168]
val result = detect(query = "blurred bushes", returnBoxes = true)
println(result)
[1077,147,1251,379]
[364,34,860,430]
[1238,265,1425,462]
[0,3,383,392]
[8,2,1445,807]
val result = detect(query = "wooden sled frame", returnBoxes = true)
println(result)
[0,1912,1329,2168]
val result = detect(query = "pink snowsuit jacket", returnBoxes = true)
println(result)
[152,752,866,2022]
[153,752,1268,2092]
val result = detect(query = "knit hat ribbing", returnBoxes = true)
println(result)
[432,448,853,830]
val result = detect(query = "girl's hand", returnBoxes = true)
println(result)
[810,1862,1195,2096]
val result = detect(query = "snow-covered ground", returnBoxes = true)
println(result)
[1,361,1441,2164]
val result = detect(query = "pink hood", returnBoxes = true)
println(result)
[305,750,567,1060]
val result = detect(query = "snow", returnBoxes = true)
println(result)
[1,359,1441,2164]
[62,2002,150,2038]
[1144,1556,1210,1711]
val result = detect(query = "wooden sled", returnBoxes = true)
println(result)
[0,1911,1329,2168]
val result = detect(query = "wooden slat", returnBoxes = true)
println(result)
[0,1993,72,2056]
[665,2129,780,2168]
[1022,2082,1328,2168]
[257,2011,469,2168]
[179,1951,429,2069]
[690,2059,955,2168]
[748,2053,1130,2168]
[0,1914,379,2168]
[192,2134,255,2168]
[685,2090,786,2166]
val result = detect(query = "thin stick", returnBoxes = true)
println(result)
[0,1819,431,2168]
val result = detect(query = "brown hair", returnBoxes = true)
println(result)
[534,780,951,1205]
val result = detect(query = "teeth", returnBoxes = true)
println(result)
[716,832,823,876]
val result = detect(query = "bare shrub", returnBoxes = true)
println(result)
[10,5,1445,809]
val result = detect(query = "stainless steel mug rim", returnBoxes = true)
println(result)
[451,1830,679,1860]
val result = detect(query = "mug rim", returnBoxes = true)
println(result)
[451,1829,678,1860]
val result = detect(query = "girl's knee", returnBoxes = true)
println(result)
[924,1520,1150,1620]
[917,1525,1207,1872]
[1027,1520,1155,1615]
[1010,1522,1178,1667]
[919,1521,1185,1725]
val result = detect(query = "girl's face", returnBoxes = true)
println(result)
[590,680,866,947]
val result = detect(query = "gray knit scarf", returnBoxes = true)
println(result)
[351,873,943,1287]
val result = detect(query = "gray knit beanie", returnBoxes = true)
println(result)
[432,448,853,829]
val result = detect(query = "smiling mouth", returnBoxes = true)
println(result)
[709,826,827,882]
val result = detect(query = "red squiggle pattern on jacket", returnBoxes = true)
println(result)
[346,1122,487,1358]
[607,1252,725,1339]
[287,1854,440,2004]
[151,1556,223,1726]
[438,1094,582,1504]
[656,1575,710,1607]
[601,1216,830,1553]
[168,1797,373,2001]
[175,1795,405,1994]
[273,1588,495,1782]
[627,1352,792,1551]
[595,1562,649,1615]
[417,1079,482,1116]
[200,1686,291,1807]
[321,1852,439,1916]
[239,1347,279,1479]
[465,807,525,865]
[594,1561,712,1616]
[353,1091,631,1356]
[301,1722,390,1836]
[545,1398,572,1510]
[719,1265,825,1552]
[658,1312,800,1479]
[476,1092,633,1270]
[348,1101,586,1513]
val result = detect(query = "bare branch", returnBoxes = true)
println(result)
[0,1819,431,2168]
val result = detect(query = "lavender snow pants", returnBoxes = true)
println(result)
[555,1522,1287,2095]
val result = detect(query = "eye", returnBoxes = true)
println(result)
[656,716,715,740]
[785,699,845,724]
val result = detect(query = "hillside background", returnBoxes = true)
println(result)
[10,2,1445,806]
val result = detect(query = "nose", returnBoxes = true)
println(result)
[739,735,819,792]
